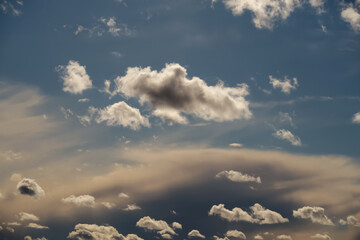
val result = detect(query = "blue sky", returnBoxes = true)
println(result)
[0,0,360,240]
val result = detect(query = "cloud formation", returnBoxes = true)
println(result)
[68,223,143,240]
[61,195,96,208]
[293,206,334,226]
[225,230,246,239]
[113,63,251,125]
[17,178,45,199]
[341,3,360,32]
[311,233,332,240]
[88,102,150,130]
[209,203,288,224]
[27,223,49,229]
[17,212,40,222]
[56,60,92,94]
[136,216,176,236]
[275,235,292,240]
[352,112,360,123]
[188,230,205,239]
[123,204,141,211]
[339,215,360,227]
[216,170,261,183]
[274,129,302,146]
[269,76,298,94]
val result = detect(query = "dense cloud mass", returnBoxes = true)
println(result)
[216,170,261,183]
[339,215,360,227]
[68,223,143,240]
[113,63,251,125]
[188,230,205,239]
[269,76,298,94]
[293,206,334,226]
[88,102,150,130]
[56,60,92,94]
[136,216,176,236]
[16,178,45,199]
[209,203,288,224]
[274,129,302,146]
[61,195,96,208]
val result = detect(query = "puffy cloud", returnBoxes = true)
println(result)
[309,0,325,14]
[113,63,251,125]
[219,0,301,29]
[27,223,49,229]
[209,203,288,224]
[171,222,182,230]
[61,194,96,208]
[56,60,93,94]
[136,216,176,236]
[101,202,115,209]
[123,204,141,211]
[24,237,48,240]
[311,234,332,240]
[229,143,243,148]
[352,112,360,123]
[225,230,246,239]
[17,212,40,222]
[216,170,261,183]
[275,235,292,240]
[88,102,150,130]
[339,215,360,227]
[188,230,205,239]
[253,235,263,240]
[274,129,302,146]
[293,206,334,226]
[118,192,130,198]
[99,17,132,37]
[6,226,15,232]
[17,178,45,199]
[269,76,298,94]
[341,4,360,32]
[68,223,142,240]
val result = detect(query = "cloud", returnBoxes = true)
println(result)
[17,212,40,222]
[10,173,22,182]
[311,234,332,240]
[24,237,48,240]
[87,101,150,130]
[352,112,360,123]
[269,76,298,94]
[78,98,90,103]
[99,17,132,37]
[171,222,182,230]
[293,206,334,226]
[275,235,292,240]
[309,0,325,14]
[26,223,49,229]
[113,63,251,125]
[56,60,93,94]
[339,215,360,227]
[68,223,143,240]
[229,143,243,148]
[274,129,302,146]
[216,170,261,183]
[0,0,22,16]
[253,235,263,240]
[118,192,130,198]
[209,203,288,224]
[0,149,22,161]
[225,230,246,239]
[218,0,301,29]
[136,216,176,236]
[17,178,45,199]
[188,230,205,239]
[61,195,96,208]
[341,4,360,32]
[278,112,295,127]
[101,202,115,209]
[123,203,141,211]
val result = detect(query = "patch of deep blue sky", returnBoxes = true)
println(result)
[0,0,359,157]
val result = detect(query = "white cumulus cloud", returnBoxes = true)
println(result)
[352,112,360,123]
[61,194,96,208]
[269,75,298,94]
[136,216,176,236]
[17,212,40,222]
[56,60,93,94]
[274,129,302,146]
[188,230,205,239]
[341,4,360,32]
[225,230,246,239]
[311,233,332,240]
[293,206,334,226]
[216,170,261,183]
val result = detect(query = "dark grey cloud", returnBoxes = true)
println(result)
[16,178,45,199]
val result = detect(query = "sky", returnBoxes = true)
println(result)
[0,0,360,239]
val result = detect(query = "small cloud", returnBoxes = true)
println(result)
[170,210,177,215]
[78,98,90,103]
[229,143,243,148]
[17,212,40,222]
[111,51,123,57]
[61,194,95,208]
[225,230,246,239]
[276,235,292,240]
[293,206,334,226]
[60,107,73,119]
[321,25,327,33]
[101,202,116,209]
[171,222,182,230]
[341,4,360,32]
[17,178,45,199]
[311,233,332,240]
[27,223,49,229]
[56,60,93,94]
[274,129,302,146]
[269,75,298,94]
[118,192,130,198]
[136,216,176,236]
[216,170,261,184]
[254,234,263,240]
[188,230,205,239]
[352,112,360,123]
[10,173,22,182]
[124,204,141,211]
[0,150,22,161]
[339,215,360,227]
